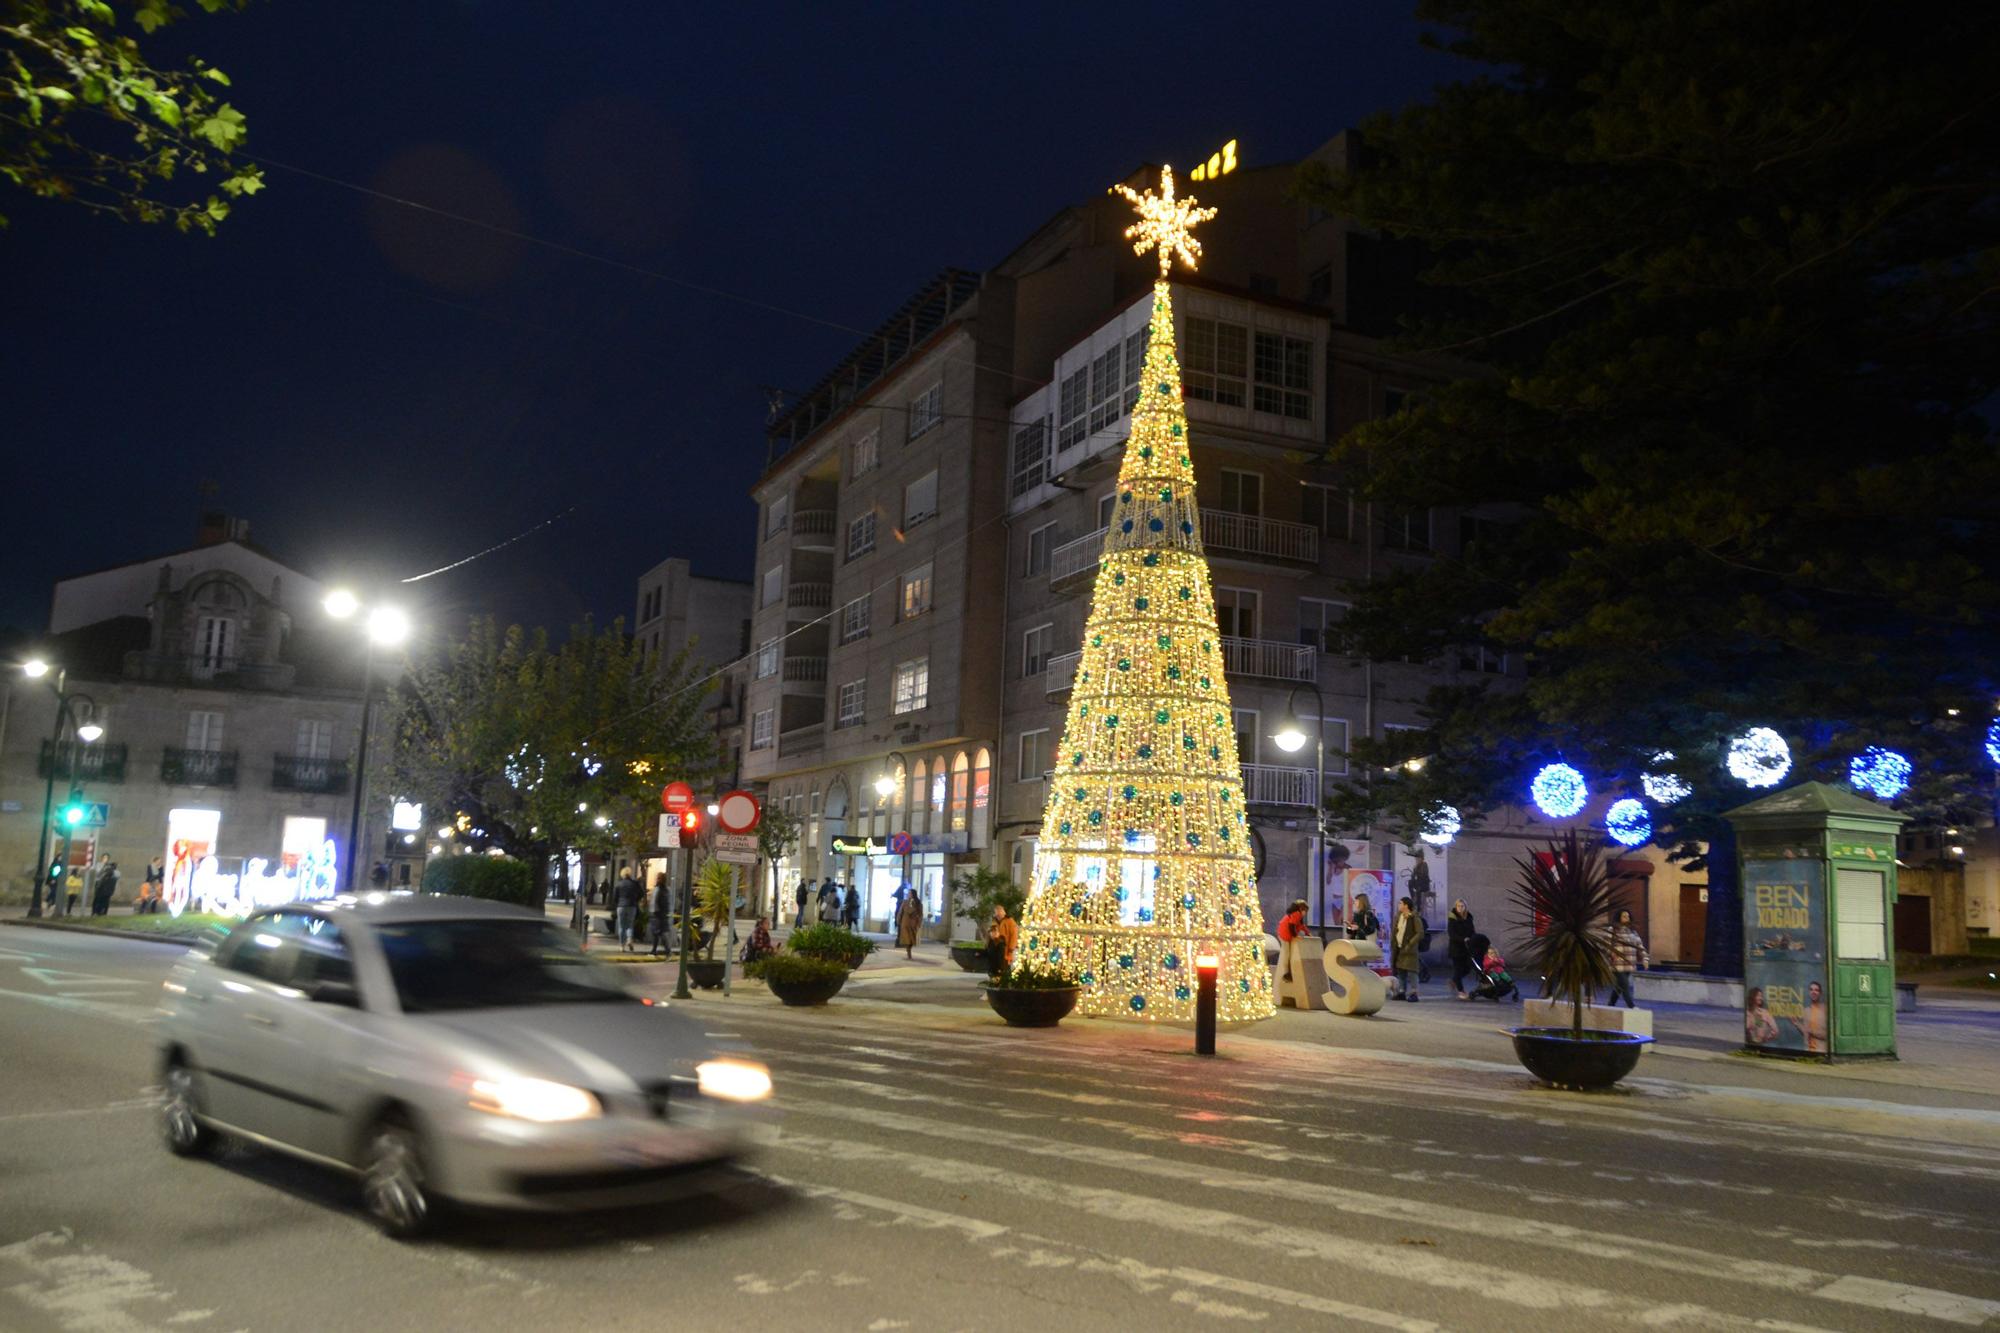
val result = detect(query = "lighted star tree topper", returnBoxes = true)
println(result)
[1020,165,1272,1025]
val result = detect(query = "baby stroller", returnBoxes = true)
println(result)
[1464,933,1517,1002]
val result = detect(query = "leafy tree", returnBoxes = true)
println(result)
[1300,0,2000,973]
[388,617,723,892]
[2,0,264,231]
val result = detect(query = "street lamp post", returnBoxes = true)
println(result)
[324,594,411,893]
[1272,681,1328,944]
[873,749,913,917]
[20,660,102,919]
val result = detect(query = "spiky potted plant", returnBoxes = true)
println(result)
[1506,829,1653,1089]
[949,864,1024,974]
[683,858,735,990]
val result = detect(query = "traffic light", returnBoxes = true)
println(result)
[60,800,86,828]
[678,808,703,838]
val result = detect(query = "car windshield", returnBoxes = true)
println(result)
[375,919,630,1013]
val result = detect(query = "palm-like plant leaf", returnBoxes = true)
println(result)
[1509,829,1620,1036]
[694,858,735,960]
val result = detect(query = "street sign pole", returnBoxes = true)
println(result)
[673,844,693,1000]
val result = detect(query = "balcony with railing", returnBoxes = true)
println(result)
[790,510,836,549]
[162,747,238,787]
[782,655,828,695]
[38,740,128,784]
[1043,650,1082,699]
[787,581,833,612]
[1201,511,1319,566]
[271,754,351,794]
[1048,532,1104,593]
[1240,763,1318,808]
[1219,636,1316,682]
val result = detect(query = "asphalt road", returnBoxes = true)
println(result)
[4,927,2000,1333]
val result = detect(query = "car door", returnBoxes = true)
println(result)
[198,910,305,1137]
[277,916,375,1160]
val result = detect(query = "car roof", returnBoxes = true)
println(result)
[283,893,546,925]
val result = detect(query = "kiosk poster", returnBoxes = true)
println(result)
[1742,859,1829,1054]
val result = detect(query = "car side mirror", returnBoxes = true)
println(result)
[309,980,361,1008]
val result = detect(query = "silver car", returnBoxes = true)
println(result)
[155,894,774,1237]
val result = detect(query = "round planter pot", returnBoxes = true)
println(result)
[950,943,996,974]
[1507,1027,1653,1090]
[984,985,1082,1028]
[684,959,727,991]
[766,972,849,1007]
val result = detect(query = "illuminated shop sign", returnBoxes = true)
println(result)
[170,839,341,918]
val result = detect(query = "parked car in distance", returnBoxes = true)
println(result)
[156,893,774,1237]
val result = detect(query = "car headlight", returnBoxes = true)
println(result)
[466,1075,601,1122]
[696,1059,773,1103]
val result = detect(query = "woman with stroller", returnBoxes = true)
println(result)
[1446,898,1476,999]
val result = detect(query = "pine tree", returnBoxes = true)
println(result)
[1020,168,1274,1024]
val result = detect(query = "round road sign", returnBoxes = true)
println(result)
[660,781,695,814]
[716,789,762,834]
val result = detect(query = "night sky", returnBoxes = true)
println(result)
[2,1,1458,642]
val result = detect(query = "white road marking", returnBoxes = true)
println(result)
[0,1229,219,1333]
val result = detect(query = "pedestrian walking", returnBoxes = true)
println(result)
[611,866,643,952]
[648,872,672,956]
[843,882,861,931]
[1606,908,1648,1007]
[895,886,923,960]
[793,878,809,927]
[1391,896,1423,1001]
[817,876,840,924]
[1276,898,1309,982]
[1447,898,1477,999]
[90,861,120,916]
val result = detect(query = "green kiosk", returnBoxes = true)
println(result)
[1725,781,1906,1061]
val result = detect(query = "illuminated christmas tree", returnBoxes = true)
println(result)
[1021,166,1273,1024]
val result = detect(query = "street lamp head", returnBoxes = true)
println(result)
[874,773,896,798]
[21,658,50,679]
[366,606,411,647]
[1272,720,1308,754]
[323,589,360,620]
[75,722,104,743]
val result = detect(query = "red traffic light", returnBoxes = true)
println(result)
[679,808,703,835]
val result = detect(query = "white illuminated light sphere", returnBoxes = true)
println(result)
[21,658,50,679]
[76,722,105,743]
[874,774,896,798]
[1604,798,1652,847]
[366,605,412,647]
[1419,804,1461,847]
[1640,751,1692,805]
[323,589,360,620]
[1529,763,1588,819]
[1726,728,1792,788]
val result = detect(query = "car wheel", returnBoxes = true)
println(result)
[162,1059,216,1158]
[362,1116,437,1239]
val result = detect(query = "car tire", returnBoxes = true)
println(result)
[362,1114,440,1240]
[162,1058,217,1158]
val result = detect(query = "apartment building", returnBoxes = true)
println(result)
[633,556,752,784]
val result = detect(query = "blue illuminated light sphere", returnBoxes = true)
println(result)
[1640,751,1692,805]
[1848,746,1913,800]
[1604,798,1652,847]
[1529,763,1588,819]
[1726,728,1792,789]
[1986,719,2000,767]
[1419,804,1461,847]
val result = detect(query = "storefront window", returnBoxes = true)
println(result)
[950,753,969,832]
[909,761,927,834]
[930,767,947,822]
[972,748,992,847]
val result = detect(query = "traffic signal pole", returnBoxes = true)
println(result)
[672,844,694,999]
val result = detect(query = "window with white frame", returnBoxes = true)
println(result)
[846,511,876,558]
[1017,729,1049,781]
[1252,331,1313,420]
[1089,342,1123,433]
[1011,418,1049,497]
[907,382,942,440]
[294,718,332,760]
[185,710,224,751]
[194,615,235,678]
[754,637,780,679]
[1022,623,1054,677]
[1122,329,1146,411]
[1184,317,1247,406]
[840,595,871,642]
[1298,597,1350,652]
[903,470,938,527]
[1056,366,1090,449]
[1379,504,1431,552]
[836,679,866,728]
[1218,469,1262,516]
[1025,522,1055,578]
[750,709,774,750]
[1215,586,1259,639]
[892,658,930,714]
[766,494,790,537]
[899,563,933,620]
[851,429,880,477]
[1301,483,1350,540]
[761,565,783,607]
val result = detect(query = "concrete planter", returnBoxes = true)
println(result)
[1522,998,1653,1041]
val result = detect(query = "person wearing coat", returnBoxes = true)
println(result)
[90,861,120,917]
[817,877,840,924]
[1391,896,1423,1002]
[1446,899,1477,999]
[843,883,861,931]
[895,888,923,959]
[793,879,809,927]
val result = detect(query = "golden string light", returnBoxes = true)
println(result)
[1021,167,1272,1025]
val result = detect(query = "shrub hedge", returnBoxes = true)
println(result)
[422,854,538,910]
